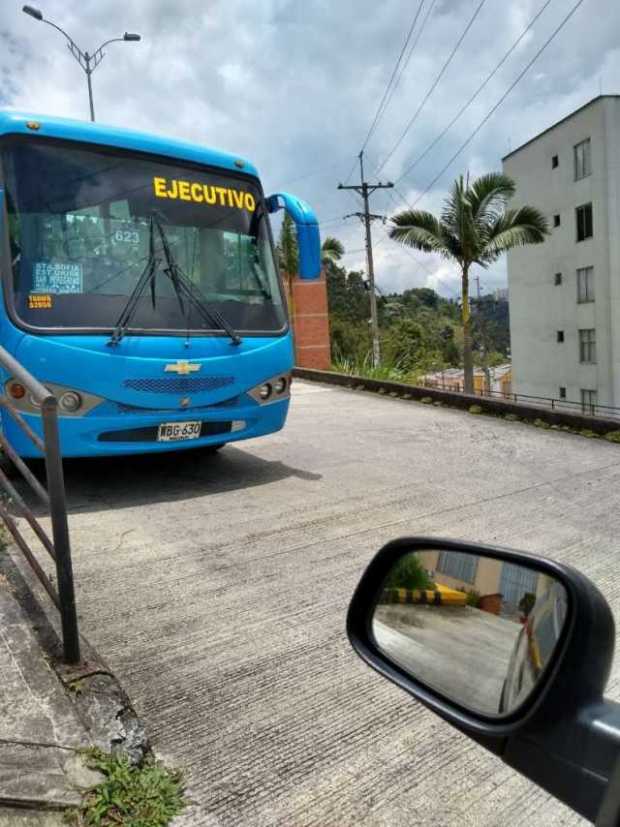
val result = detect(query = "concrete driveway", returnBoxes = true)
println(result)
[373,604,518,715]
[26,380,620,825]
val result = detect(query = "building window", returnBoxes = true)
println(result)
[437,551,477,584]
[554,272,562,285]
[553,214,561,228]
[577,266,594,303]
[576,203,593,241]
[557,330,564,343]
[581,389,597,414]
[559,386,566,399]
[574,138,591,180]
[579,328,596,363]
[552,154,559,169]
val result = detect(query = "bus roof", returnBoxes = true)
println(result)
[0,110,259,178]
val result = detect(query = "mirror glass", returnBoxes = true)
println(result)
[371,548,569,716]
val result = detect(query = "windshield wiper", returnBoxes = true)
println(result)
[153,216,242,346]
[107,217,160,347]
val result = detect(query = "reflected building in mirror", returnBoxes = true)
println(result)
[415,549,554,621]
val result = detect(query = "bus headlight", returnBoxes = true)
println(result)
[59,391,82,413]
[4,380,102,416]
[249,373,292,405]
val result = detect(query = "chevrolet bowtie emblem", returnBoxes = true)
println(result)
[164,361,201,375]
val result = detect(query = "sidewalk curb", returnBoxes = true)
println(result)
[293,367,620,435]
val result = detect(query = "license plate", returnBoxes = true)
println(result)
[157,421,202,442]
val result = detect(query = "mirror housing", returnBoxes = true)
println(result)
[266,192,321,280]
[348,537,620,825]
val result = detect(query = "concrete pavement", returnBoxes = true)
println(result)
[0,555,100,816]
[373,604,518,715]
[12,379,620,825]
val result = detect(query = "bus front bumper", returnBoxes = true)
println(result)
[2,397,290,458]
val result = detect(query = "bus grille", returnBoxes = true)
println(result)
[122,376,234,394]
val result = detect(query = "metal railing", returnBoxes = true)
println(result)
[421,381,620,422]
[0,345,79,663]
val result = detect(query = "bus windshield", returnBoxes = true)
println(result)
[1,137,286,335]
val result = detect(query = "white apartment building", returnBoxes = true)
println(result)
[503,95,620,412]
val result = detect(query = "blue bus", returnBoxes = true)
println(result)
[0,111,320,458]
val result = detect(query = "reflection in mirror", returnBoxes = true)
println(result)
[372,549,568,716]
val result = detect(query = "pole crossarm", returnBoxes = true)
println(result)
[343,211,385,222]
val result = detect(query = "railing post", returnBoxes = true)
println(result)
[41,400,80,664]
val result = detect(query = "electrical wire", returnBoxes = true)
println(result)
[359,0,427,156]
[375,0,488,177]
[406,0,586,210]
[395,0,554,187]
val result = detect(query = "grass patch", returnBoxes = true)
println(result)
[604,430,620,443]
[64,749,185,827]
[468,404,482,415]
[0,523,10,553]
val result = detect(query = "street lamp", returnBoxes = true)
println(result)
[22,6,141,122]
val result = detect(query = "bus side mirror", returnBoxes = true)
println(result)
[266,192,321,280]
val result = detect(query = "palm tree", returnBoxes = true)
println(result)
[389,172,548,394]
[321,236,345,265]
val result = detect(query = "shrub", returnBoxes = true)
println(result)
[384,554,435,592]
[469,405,482,415]
[604,430,620,444]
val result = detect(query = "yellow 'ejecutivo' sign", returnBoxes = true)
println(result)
[152,177,256,212]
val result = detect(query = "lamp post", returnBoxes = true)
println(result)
[22,6,140,122]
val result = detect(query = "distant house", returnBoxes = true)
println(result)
[422,364,512,397]
[416,549,552,619]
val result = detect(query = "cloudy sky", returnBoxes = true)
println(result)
[1,0,618,296]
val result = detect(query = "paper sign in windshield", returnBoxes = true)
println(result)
[28,294,52,309]
[33,262,83,294]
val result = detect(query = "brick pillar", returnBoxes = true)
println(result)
[286,271,331,370]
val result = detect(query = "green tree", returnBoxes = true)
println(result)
[321,236,345,265]
[389,173,548,393]
[277,212,298,281]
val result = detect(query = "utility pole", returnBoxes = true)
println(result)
[338,151,393,367]
[474,275,491,394]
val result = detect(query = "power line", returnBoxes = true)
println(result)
[407,0,586,209]
[379,0,439,123]
[375,0,488,177]
[395,0,554,187]
[359,0,427,155]
[342,0,438,187]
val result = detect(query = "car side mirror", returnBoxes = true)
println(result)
[265,191,321,280]
[347,537,620,826]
